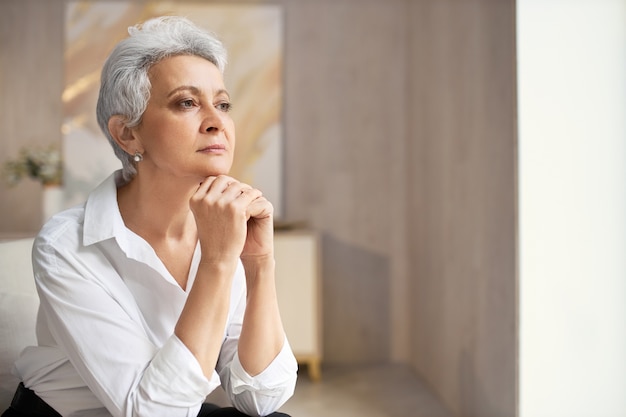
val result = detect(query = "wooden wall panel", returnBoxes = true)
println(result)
[0,1,64,234]
[408,0,517,416]
[282,0,410,364]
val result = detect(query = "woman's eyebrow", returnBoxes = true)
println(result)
[166,86,230,99]
[215,88,231,99]
[167,85,201,98]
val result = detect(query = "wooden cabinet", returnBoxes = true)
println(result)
[274,230,322,381]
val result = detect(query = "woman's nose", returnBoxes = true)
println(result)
[201,107,225,133]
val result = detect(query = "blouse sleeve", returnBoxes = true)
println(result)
[215,263,298,416]
[33,235,213,417]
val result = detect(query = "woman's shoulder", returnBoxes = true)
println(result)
[34,204,86,253]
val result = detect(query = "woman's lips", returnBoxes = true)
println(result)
[198,144,226,153]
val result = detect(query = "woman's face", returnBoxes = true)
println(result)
[132,54,235,182]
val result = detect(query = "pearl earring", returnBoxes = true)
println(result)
[133,151,143,163]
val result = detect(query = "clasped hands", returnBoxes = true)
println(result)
[190,175,274,267]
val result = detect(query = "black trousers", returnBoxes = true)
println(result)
[198,403,290,416]
[2,383,291,417]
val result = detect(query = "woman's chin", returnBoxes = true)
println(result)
[194,168,232,180]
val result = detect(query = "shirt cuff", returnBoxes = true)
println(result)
[229,337,298,396]
[139,334,217,406]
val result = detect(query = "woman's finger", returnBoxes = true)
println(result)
[246,196,273,219]
[193,175,238,203]
[221,182,255,201]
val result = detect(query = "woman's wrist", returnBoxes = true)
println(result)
[241,254,275,288]
[197,255,239,279]
[241,252,274,268]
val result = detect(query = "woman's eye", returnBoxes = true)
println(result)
[179,99,195,109]
[216,102,233,112]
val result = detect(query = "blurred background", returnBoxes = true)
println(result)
[0,0,625,416]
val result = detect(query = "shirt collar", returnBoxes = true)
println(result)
[83,170,129,248]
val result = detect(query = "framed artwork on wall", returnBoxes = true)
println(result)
[63,1,284,217]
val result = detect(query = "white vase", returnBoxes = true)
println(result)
[42,185,64,224]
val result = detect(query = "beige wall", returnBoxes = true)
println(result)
[282,0,410,365]
[0,1,64,235]
[0,0,517,416]
[408,1,517,416]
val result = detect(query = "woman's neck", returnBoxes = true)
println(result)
[117,173,199,243]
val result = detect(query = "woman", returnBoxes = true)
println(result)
[2,16,297,417]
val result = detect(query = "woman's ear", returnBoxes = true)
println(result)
[108,115,141,155]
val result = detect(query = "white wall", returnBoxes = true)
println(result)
[518,1,626,416]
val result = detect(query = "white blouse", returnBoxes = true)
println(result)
[13,171,297,417]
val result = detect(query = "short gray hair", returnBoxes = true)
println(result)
[96,16,228,181]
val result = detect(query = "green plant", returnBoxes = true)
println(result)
[3,144,63,186]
